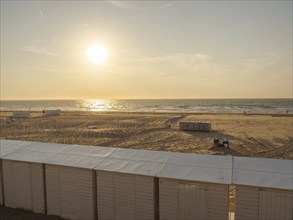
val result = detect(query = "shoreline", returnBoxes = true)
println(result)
[1,110,293,117]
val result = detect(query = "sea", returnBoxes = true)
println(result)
[0,99,292,114]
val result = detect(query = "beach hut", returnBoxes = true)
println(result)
[179,121,185,130]
[157,153,232,220]
[12,112,30,118]
[233,156,293,220]
[1,140,117,220]
[0,140,33,206]
[203,121,211,131]
[95,148,170,220]
[179,121,190,130]
[0,141,73,213]
[44,144,116,220]
[192,121,200,131]
[44,109,61,116]
[1,150,51,214]
[179,121,211,131]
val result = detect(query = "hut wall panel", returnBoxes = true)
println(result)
[2,160,17,208]
[183,122,189,130]
[15,162,32,210]
[160,179,229,220]
[3,160,45,213]
[97,172,155,220]
[193,123,200,131]
[259,190,293,220]
[77,169,95,220]
[178,182,207,220]
[114,174,135,220]
[46,165,61,216]
[0,160,3,205]
[198,123,204,131]
[188,123,194,130]
[134,176,154,220]
[207,184,229,220]
[97,172,114,220]
[235,186,259,220]
[159,179,179,220]
[31,163,45,213]
[46,165,94,220]
[60,168,78,220]
[60,167,94,220]
[4,161,33,210]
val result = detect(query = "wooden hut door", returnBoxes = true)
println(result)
[15,162,32,210]
[178,183,207,220]
[259,190,293,220]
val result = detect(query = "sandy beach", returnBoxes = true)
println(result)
[1,111,292,159]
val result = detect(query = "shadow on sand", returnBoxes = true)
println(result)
[182,130,235,140]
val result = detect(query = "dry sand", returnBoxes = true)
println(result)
[1,111,292,159]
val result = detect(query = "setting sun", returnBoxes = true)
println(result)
[86,44,108,64]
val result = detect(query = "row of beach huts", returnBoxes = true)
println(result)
[0,140,292,220]
[179,121,212,131]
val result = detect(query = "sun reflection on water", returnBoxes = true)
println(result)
[81,99,118,112]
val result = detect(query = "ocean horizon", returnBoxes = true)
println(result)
[1,99,292,114]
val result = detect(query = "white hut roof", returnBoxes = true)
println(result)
[47,153,107,169]
[1,140,292,190]
[2,149,107,169]
[2,150,55,164]
[22,141,71,153]
[95,148,171,176]
[60,144,116,157]
[0,139,33,157]
[232,156,293,190]
[108,148,171,162]
[96,158,166,176]
[1,141,116,169]
[157,153,233,184]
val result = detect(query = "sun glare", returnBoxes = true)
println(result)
[86,44,108,64]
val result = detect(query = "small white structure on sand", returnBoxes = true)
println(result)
[233,156,293,220]
[12,112,30,118]
[157,153,232,220]
[44,109,61,116]
[179,121,211,131]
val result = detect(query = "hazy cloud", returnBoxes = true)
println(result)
[20,45,59,57]
[106,1,172,9]
[158,3,173,9]
[106,1,133,9]
[38,7,43,17]
[121,49,210,63]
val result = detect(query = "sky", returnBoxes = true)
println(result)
[1,0,292,100]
